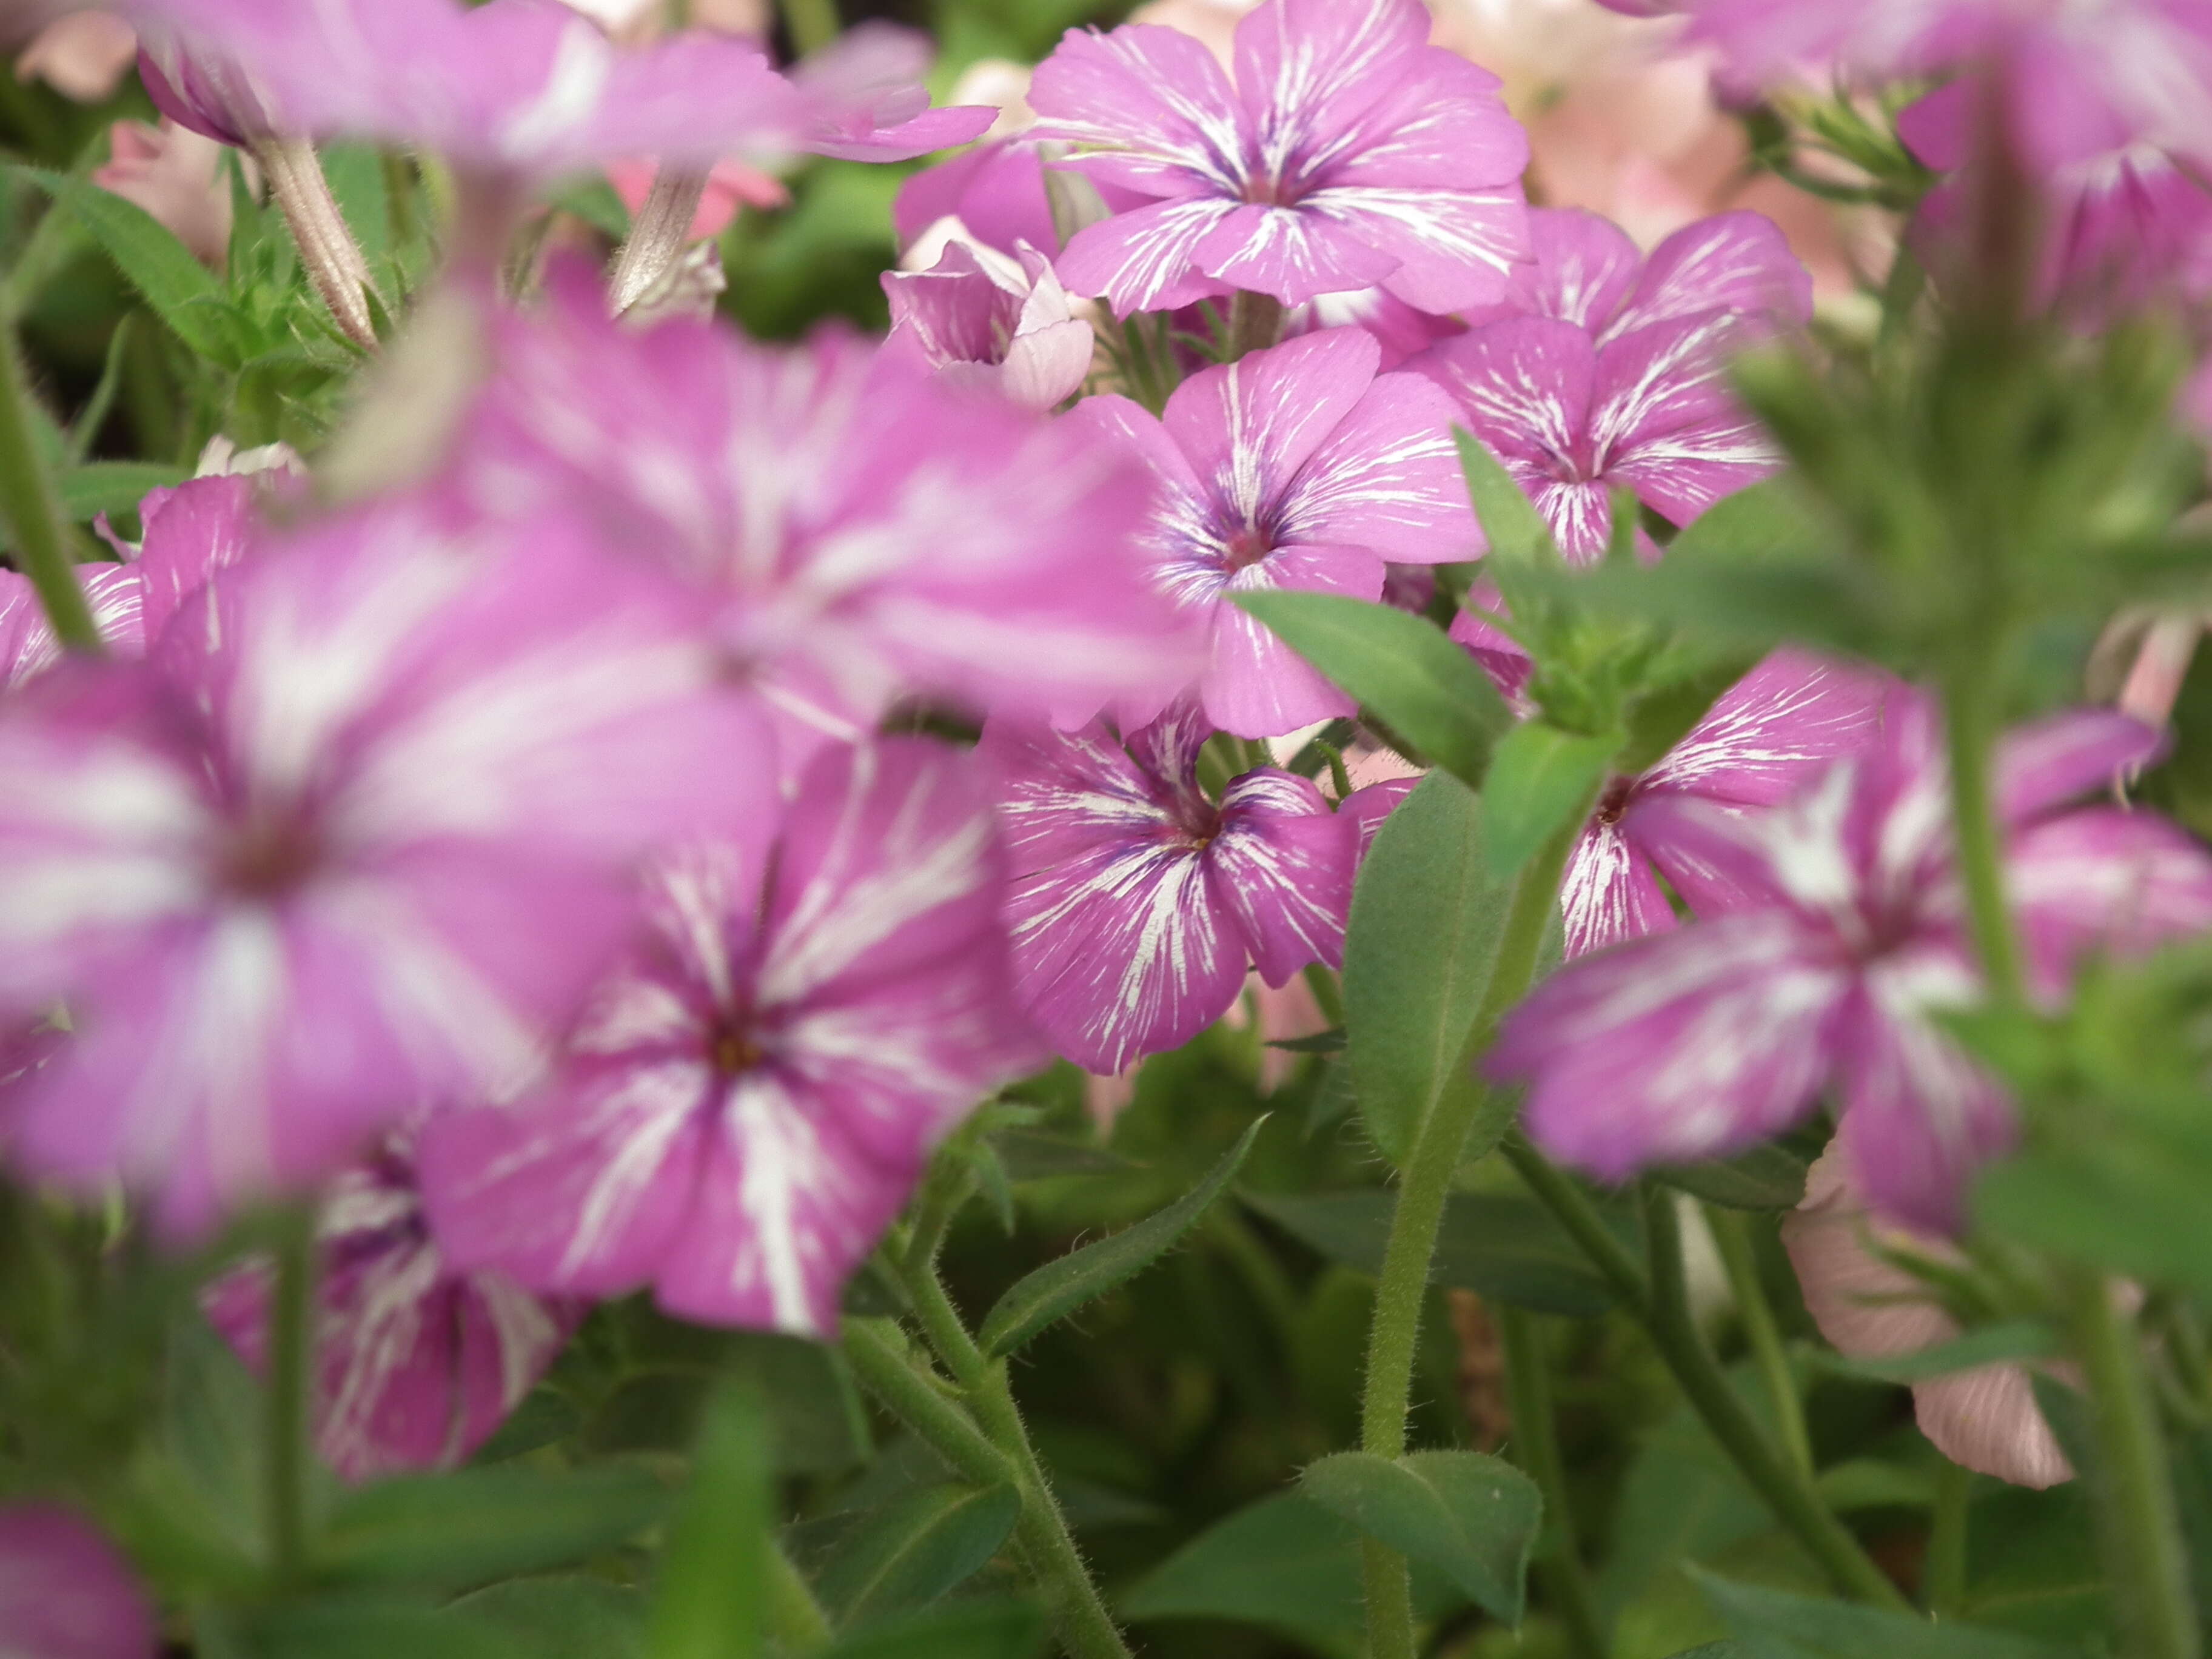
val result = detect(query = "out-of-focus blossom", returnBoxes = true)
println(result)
[607,156,788,241]
[985,703,1367,1073]
[0,1504,157,1659]
[1028,0,1529,317]
[1070,327,1475,739]
[129,0,990,184]
[455,271,1190,755]
[0,567,146,689]
[93,117,233,266]
[421,740,1039,1338]
[0,500,769,1236]
[883,240,1094,412]
[896,142,1064,263]
[1222,967,1331,1094]
[15,10,138,101]
[1413,207,1811,562]
[1783,1147,2070,1487]
[1489,698,2212,1232]
[1561,652,1889,960]
[205,1133,583,1480]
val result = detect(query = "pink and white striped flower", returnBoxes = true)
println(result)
[1027,0,1530,317]
[1561,651,1890,960]
[1490,697,2212,1232]
[1412,206,1811,562]
[418,739,1040,1338]
[1070,327,1477,739]
[455,273,1190,758]
[984,703,1368,1074]
[0,500,769,1236]
[0,1504,156,1659]
[204,1133,585,1480]
[883,238,1096,412]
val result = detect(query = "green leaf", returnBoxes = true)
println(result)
[647,1381,770,1659]
[1976,1139,2212,1302]
[1663,478,1829,566]
[318,144,391,266]
[1118,1493,1367,1648]
[1817,1320,2057,1385]
[227,1599,527,1659]
[19,167,233,360]
[1343,773,1515,1167]
[320,1463,669,1592]
[1242,1190,1623,1316]
[1692,1569,2085,1658]
[454,1578,646,1659]
[59,461,186,522]
[1230,591,1511,792]
[1300,1449,1541,1621]
[977,1115,1266,1357]
[821,1601,1046,1659]
[1480,721,1618,880]
[813,1483,1021,1626]
[1653,1143,1813,1210]
[1267,1027,1345,1054]
[1453,429,1553,566]
[1618,656,1758,775]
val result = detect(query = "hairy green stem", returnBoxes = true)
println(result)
[1941,670,2025,1008]
[841,1317,1011,1489]
[1497,1304,1606,1659]
[2066,1272,2202,1659]
[1926,1458,1971,1619]
[0,328,99,651]
[1643,1192,1909,1609]
[767,1539,834,1654]
[1706,1205,1814,1480]
[264,1211,317,1581]
[1356,815,1586,1659]
[252,138,380,350]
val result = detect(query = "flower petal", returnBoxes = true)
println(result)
[1205,543,1382,738]
[1560,817,1678,960]
[1165,329,1384,525]
[1210,767,1355,983]
[1640,649,1889,808]
[1592,312,1780,528]
[1995,708,2163,823]
[1604,210,1812,344]
[1275,367,1478,564]
[2009,808,2212,995]
[1028,22,1245,199]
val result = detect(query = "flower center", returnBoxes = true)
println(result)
[1239,173,1293,207]
[711,1026,765,1078]
[218,815,323,899]
[1222,525,1273,572]
[1594,774,1638,825]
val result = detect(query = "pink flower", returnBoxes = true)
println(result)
[1027,0,1530,317]
[883,239,1095,412]
[0,566,144,690]
[93,117,233,265]
[419,739,1040,1338]
[606,155,788,240]
[204,1132,584,1480]
[1562,652,1889,960]
[1783,1146,2071,1488]
[15,10,139,102]
[984,703,1369,1073]
[1412,206,1811,562]
[896,141,1064,263]
[1489,697,2212,1232]
[1069,327,1476,739]
[129,0,989,182]
[0,499,769,1236]
[453,271,1190,755]
[0,1504,156,1659]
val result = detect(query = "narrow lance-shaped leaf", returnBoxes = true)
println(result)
[1818,1321,2059,1386]
[1480,721,1618,882]
[646,1379,771,1659]
[1300,1449,1541,1623]
[821,1601,1048,1659]
[19,167,233,363]
[814,1484,1021,1627]
[1344,773,1513,1168]
[1689,1567,2083,1658]
[1231,591,1511,794]
[1453,428,1554,566]
[977,1116,1267,1358]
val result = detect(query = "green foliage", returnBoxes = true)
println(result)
[646,1382,769,1659]
[1691,1569,2090,1657]
[1299,1449,1541,1621]
[813,1482,1021,1624]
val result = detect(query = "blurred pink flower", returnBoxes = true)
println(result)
[204,1132,585,1480]
[421,739,1041,1337]
[1490,698,2212,1233]
[606,155,787,241]
[1222,967,1331,1094]
[1028,0,1529,317]
[93,117,232,265]
[883,238,1094,412]
[1068,327,1476,738]
[15,10,138,101]
[1783,1146,2070,1488]
[985,703,1356,1074]
[0,1504,156,1659]
[0,499,770,1237]
[454,270,1191,756]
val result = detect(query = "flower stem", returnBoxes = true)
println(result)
[264,1208,317,1582]
[2065,1270,2202,1659]
[1926,1458,1971,1619]
[1705,1204,1814,1480]
[0,326,99,652]
[767,1538,833,1654]
[1227,291,1283,360]
[1941,669,2025,1008]
[1355,814,1585,1659]
[842,1317,1011,1489]
[1643,1190,1911,1610]
[607,165,711,316]
[252,138,381,352]
[1496,1304,1606,1659]
[779,0,840,56]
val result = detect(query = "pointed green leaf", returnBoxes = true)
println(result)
[814,1483,1020,1627]
[1618,657,1758,775]
[822,1601,1045,1659]
[647,1381,770,1659]
[19,167,232,361]
[1818,1320,2057,1386]
[1230,591,1510,793]
[1652,1141,1813,1210]
[455,1578,646,1659]
[1691,1569,2082,1658]
[1343,773,1514,1167]
[1301,1450,1541,1622]
[1480,722,1618,880]
[1453,429,1553,565]
[59,461,186,523]
[977,1116,1267,1358]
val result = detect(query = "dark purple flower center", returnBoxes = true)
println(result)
[1594,774,1638,825]
[711,1025,765,1078]
[218,815,324,899]
[1222,525,1274,572]
[1239,172,1297,207]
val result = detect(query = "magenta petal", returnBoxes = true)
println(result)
[1994,708,2163,823]
[1209,768,1355,984]
[1641,650,1890,809]
[0,1504,156,1659]
[1166,330,1384,515]
[1229,0,1430,142]
[1592,312,1779,528]
[1560,818,1678,960]
[1277,369,1478,565]
[1342,776,1417,860]
[135,473,259,648]
[1190,201,1405,309]
[2009,808,2212,996]
[1027,22,1242,200]
[1493,912,1851,1180]
[1472,206,1641,332]
[1605,210,1813,343]
[1205,543,1382,739]
[894,142,1058,258]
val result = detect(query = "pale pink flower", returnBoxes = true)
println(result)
[0,1504,156,1659]
[883,238,1095,412]
[606,155,788,241]
[15,10,138,101]
[93,117,233,265]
